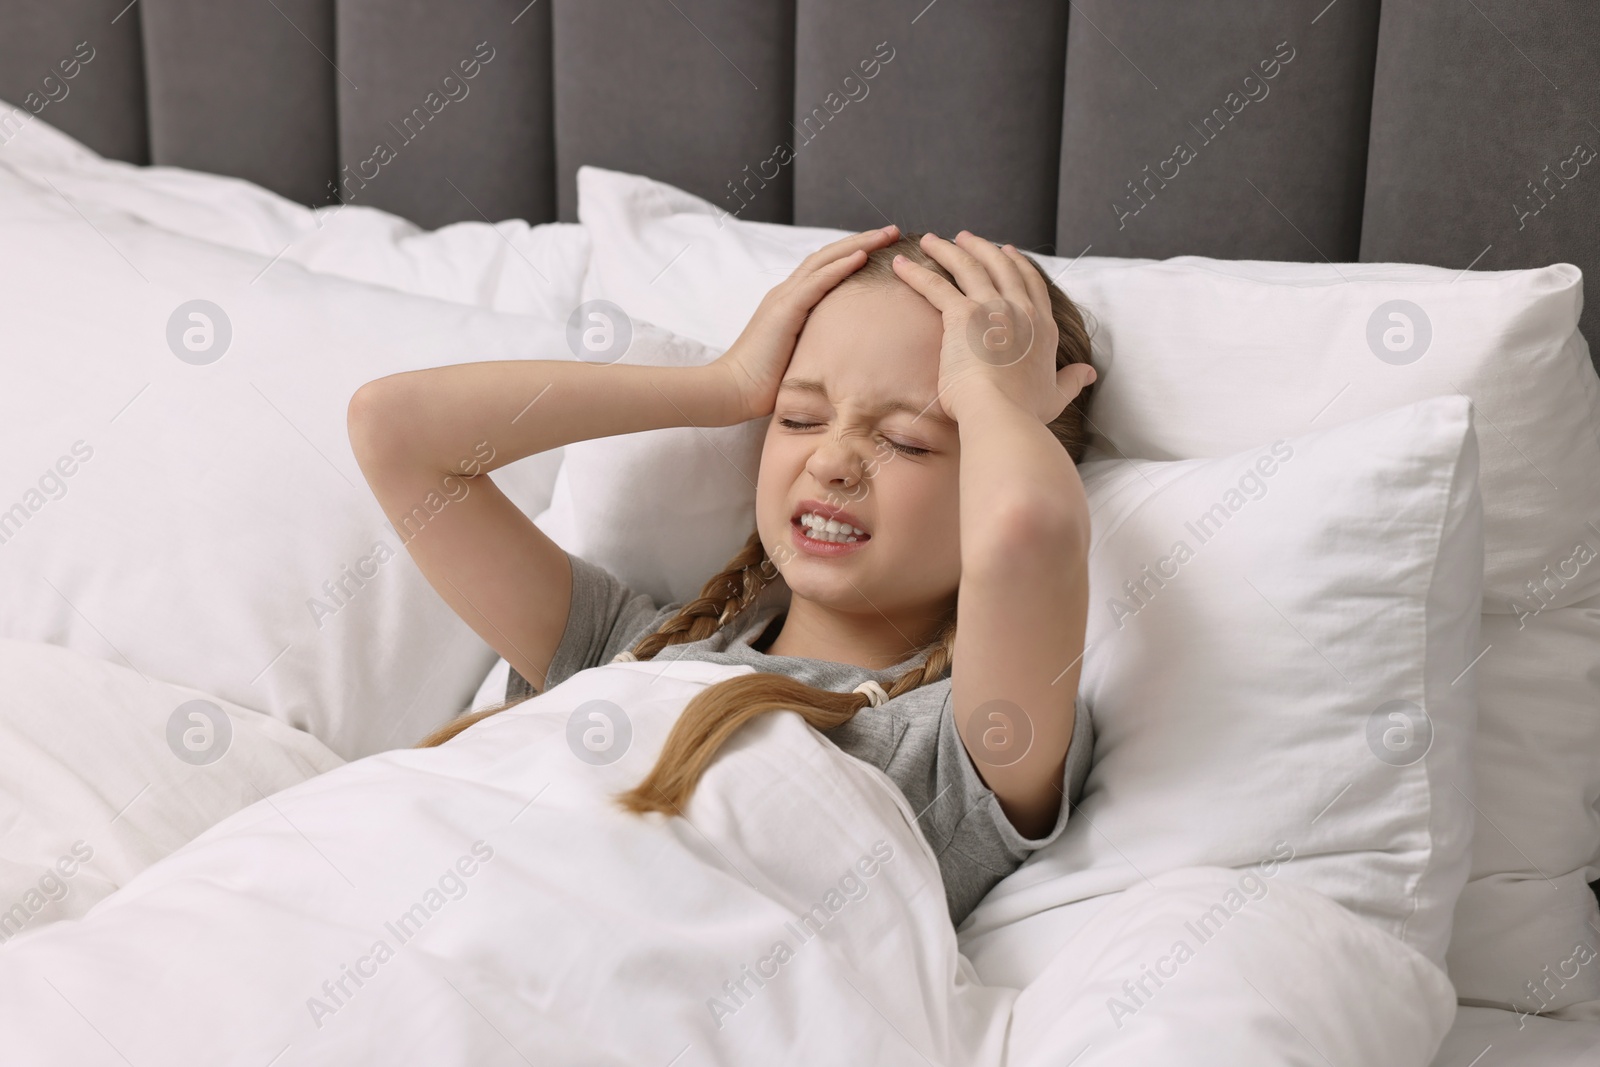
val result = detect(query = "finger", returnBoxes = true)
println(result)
[781,227,893,295]
[1000,243,1052,325]
[954,231,1032,313]
[917,232,999,303]
[775,247,867,314]
[798,225,899,273]
[891,253,969,314]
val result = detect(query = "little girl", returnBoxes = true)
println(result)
[348,225,1099,928]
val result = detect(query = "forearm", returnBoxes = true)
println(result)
[947,384,1092,837]
[950,385,1090,567]
[348,359,743,475]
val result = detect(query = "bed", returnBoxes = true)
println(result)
[2,2,1598,1064]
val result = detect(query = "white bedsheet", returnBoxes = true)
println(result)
[0,654,1458,1065]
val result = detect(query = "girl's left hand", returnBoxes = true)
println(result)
[892,231,1095,426]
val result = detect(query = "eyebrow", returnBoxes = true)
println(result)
[777,377,958,432]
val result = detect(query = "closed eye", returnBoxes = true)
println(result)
[776,417,931,457]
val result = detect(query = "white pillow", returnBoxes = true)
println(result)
[3,99,585,733]
[0,96,590,321]
[1033,258,1600,1013]
[0,163,568,760]
[468,656,514,712]
[957,394,1483,981]
[576,163,1155,351]
[577,164,851,350]
[1449,595,1600,1019]
[0,640,343,936]
[1060,260,1596,606]
[574,164,1600,1012]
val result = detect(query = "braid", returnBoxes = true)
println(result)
[886,616,956,696]
[628,529,775,660]
[611,542,957,817]
[626,528,954,697]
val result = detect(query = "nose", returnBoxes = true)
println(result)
[804,425,871,494]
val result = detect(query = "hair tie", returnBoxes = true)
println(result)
[852,680,889,708]
[611,649,638,663]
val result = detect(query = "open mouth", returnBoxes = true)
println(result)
[792,511,871,545]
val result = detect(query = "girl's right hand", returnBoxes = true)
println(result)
[711,224,900,422]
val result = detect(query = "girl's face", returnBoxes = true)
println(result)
[756,280,963,637]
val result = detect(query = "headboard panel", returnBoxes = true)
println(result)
[1361,2,1600,284]
[554,1,795,226]
[1055,0,1380,263]
[141,0,339,209]
[792,0,1070,245]
[341,0,557,230]
[0,0,147,165]
[2,0,1595,359]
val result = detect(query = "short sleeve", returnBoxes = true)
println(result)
[928,687,1094,924]
[826,680,1095,926]
[953,691,1094,846]
[505,549,681,701]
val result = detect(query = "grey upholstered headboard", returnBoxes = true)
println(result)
[3,1,1596,364]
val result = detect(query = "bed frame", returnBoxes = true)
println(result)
[1,0,1595,366]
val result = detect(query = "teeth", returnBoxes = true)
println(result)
[798,511,865,543]
[805,527,858,544]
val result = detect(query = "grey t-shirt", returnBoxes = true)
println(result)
[506,548,1095,929]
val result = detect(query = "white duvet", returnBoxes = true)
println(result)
[1,654,1455,1065]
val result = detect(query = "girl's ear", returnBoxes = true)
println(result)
[1055,361,1097,401]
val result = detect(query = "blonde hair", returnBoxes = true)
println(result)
[414,233,1097,818]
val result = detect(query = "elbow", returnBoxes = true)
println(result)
[1019,499,1090,555]
[965,498,1089,575]
[345,382,383,462]
[346,376,410,463]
